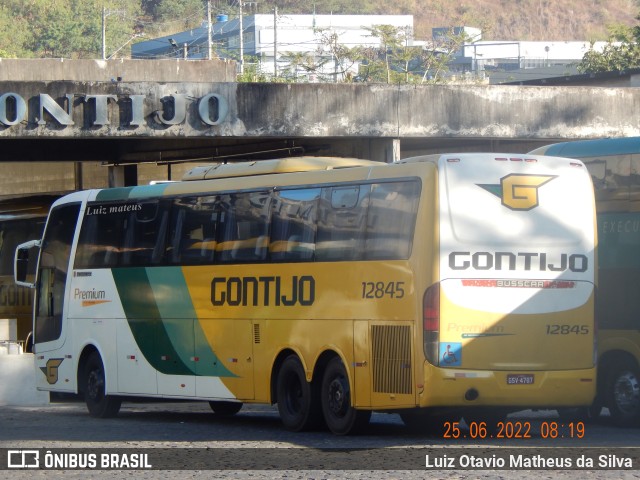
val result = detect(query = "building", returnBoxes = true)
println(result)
[444,38,611,84]
[132,14,415,81]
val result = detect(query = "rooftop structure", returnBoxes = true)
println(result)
[132,14,415,80]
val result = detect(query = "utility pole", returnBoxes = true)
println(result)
[102,6,106,60]
[239,0,244,75]
[207,0,213,60]
[102,7,125,60]
[273,5,278,77]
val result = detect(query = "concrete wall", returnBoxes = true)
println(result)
[0,58,236,82]
[1,81,640,139]
[0,354,49,406]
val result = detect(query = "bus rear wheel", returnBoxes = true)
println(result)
[321,357,370,435]
[276,355,322,431]
[605,360,640,427]
[83,352,121,418]
[209,401,243,416]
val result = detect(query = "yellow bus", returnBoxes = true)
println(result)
[531,137,640,426]
[0,195,55,351]
[15,155,596,434]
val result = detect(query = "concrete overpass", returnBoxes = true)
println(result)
[1,58,639,196]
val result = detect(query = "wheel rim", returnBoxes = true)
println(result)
[327,375,349,418]
[613,371,640,415]
[87,369,104,402]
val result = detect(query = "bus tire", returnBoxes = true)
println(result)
[83,352,121,418]
[605,360,640,427]
[321,356,370,435]
[276,355,322,431]
[208,401,243,417]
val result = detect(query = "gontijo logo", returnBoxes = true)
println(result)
[40,358,64,385]
[478,174,556,211]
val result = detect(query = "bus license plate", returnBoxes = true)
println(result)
[507,374,534,385]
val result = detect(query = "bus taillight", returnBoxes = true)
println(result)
[423,282,440,365]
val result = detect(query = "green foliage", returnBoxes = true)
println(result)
[149,0,204,30]
[0,0,142,59]
[578,13,640,73]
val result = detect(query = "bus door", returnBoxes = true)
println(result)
[33,203,81,389]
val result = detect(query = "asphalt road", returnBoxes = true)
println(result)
[0,399,638,479]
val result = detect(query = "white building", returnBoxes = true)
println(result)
[132,15,610,83]
[454,40,610,75]
[132,14,415,80]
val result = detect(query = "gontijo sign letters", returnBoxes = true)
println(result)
[0,92,228,128]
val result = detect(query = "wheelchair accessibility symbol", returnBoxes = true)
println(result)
[439,342,462,366]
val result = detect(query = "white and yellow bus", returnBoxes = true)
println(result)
[15,154,596,435]
[531,137,640,426]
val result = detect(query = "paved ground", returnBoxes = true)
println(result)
[0,400,638,479]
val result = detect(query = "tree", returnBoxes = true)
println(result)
[420,28,471,83]
[578,14,640,74]
[0,0,142,59]
[148,0,204,30]
[0,0,42,58]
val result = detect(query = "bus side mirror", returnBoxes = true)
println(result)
[14,239,40,288]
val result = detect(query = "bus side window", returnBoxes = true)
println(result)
[270,188,319,262]
[365,181,420,260]
[75,205,126,268]
[316,185,369,261]
[122,201,167,266]
[168,195,218,265]
[218,192,270,263]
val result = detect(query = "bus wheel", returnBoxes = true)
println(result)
[321,357,370,435]
[276,355,322,431]
[83,352,121,418]
[209,401,243,417]
[605,361,640,427]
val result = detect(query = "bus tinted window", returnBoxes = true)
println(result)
[168,195,220,264]
[316,185,370,261]
[217,191,271,263]
[75,201,167,268]
[365,181,420,260]
[75,181,419,269]
[123,202,168,266]
[270,188,319,262]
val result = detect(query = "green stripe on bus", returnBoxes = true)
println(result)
[145,267,236,378]
[112,267,194,376]
[129,184,168,199]
[95,187,135,202]
[112,267,235,378]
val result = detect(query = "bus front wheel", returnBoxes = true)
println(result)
[605,360,640,427]
[83,352,121,418]
[276,355,322,431]
[321,357,370,435]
